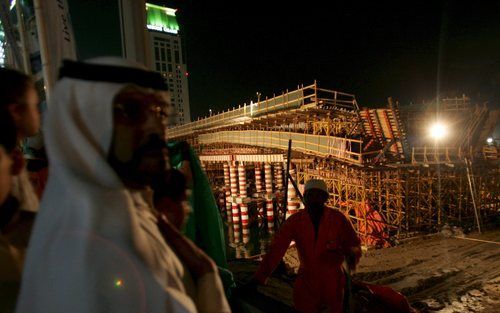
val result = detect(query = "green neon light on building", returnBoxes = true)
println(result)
[0,27,5,67]
[146,3,180,34]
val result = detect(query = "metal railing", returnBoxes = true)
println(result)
[168,84,312,138]
[168,82,358,139]
[199,130,364,164]
[411,146,468,164]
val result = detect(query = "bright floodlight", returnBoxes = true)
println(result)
[487,137,493,144]
[429,122,447,140]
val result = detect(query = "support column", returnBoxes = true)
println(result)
[217,192,226,216]
[264,163,273,194]
[227,220,234,244]
[286,169,299,219]
[240,203,249,244]
[276,163,283,192]
[298,183,305,210]
[223,162,232,223]
[264,163,275,235]
[259,237,268,255]
[238,163,250,244]
[266,198,275,235]
[257,199,264,227]
[255,163,263,193]
[238,163,247,198]
[232,203,241,244]
[230,162,239,197]
[235,245,242,259]
[243,248,250,259]
[229,162,240,243]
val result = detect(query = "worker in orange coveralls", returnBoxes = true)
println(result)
[252,179,362,313]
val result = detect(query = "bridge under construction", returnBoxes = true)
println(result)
[169,82,499,250]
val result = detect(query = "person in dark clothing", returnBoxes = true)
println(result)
[0,68,40,258]
[0,109,16,207]
[0,109,21,230]
[0,68,40,142]
[0,109,23,312]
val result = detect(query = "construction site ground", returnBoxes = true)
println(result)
[229,228,500,313]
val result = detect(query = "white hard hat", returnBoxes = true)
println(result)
[304,179,328,195]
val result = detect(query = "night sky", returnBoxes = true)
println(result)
[153,1,500,120]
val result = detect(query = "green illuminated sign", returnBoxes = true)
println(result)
[0,28,5,67]
[146,3,179,34]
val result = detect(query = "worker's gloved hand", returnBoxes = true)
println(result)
[178,141,191,161]
[346,246,361,272]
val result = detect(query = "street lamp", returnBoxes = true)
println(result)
[429,122,447,140]
[428,121,448,226]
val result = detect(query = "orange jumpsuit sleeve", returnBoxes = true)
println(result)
[254,217,296,284]
[340,214,362,264]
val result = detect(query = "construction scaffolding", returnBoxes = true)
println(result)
[169,82,499,251]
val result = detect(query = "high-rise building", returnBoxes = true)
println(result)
[146,3,190,125]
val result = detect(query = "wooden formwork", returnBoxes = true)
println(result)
[291,160,499,244]
[293,162,405,245]
[406,163,498,229]
[200,157,498,248]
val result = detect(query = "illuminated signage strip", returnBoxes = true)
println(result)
[146,3,179,34]
[146,3,176,16]
[147,24,178,34]
[0,30,4,66]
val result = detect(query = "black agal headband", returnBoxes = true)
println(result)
[58,60,168,91]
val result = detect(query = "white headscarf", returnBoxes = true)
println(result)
[16,58,196,313]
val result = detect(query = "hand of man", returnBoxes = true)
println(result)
[178,141,191,161]
[157,214,216,279]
